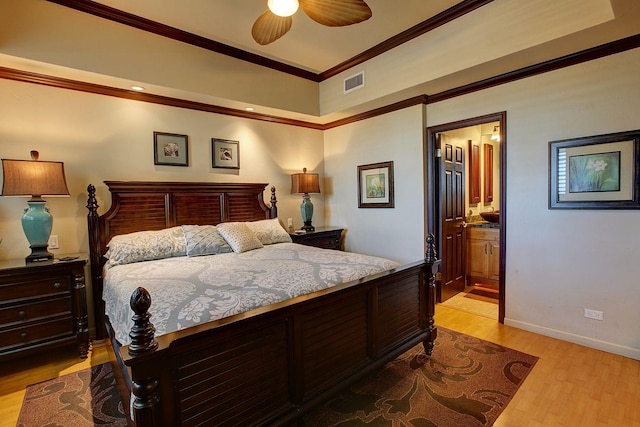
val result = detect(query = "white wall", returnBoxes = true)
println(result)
[323,106,426,265]
[0,79,325,262]
[427,48,640,359]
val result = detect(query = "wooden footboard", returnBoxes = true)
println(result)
[120,239,438,426]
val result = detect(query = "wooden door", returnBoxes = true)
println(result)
[439,134,466,301]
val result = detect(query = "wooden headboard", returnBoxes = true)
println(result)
[86,181,278,339]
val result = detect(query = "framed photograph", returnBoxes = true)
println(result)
[358,161,394,208]
[153,132,189,166]
[549,130,640,209]
[212,138,240,169]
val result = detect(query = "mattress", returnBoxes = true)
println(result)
[103,242,399,345]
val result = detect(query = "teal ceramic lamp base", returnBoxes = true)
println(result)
[300,193,315,232]
[22,199,54,262]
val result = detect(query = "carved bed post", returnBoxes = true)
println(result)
[128,287,160,426]
[270,186,278,218]
[424,233,440,356]
[86,184,107,340]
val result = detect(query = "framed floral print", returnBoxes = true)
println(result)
[549,130,640,209]
[358,161,394,208]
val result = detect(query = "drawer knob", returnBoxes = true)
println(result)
[53,282,62,289]
[20,332,28,340]
[18,310,26,320]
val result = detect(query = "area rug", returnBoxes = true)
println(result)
[301,327,538,426]
[17,362,126,427]
[17,328,537,426]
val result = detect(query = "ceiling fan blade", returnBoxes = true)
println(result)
[299,0,372,27]
[251,10,293,45]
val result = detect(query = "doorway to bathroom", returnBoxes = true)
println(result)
[426,112,506,322]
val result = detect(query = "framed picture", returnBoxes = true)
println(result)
[153,132,189,166]
[549,130,640,209]
[212,138,240,169]
[358,161,394,208]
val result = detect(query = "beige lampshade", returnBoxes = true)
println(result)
[291,168,320,194]
[2,157,70,199]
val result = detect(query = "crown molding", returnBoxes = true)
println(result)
[320,0,493,80]
[0,66,325,129]
[46,0,493,82]
[428,33,640,104]
[46,0,321,82]
[1,35,638,130]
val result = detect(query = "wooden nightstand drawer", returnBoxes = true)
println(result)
[290,227,344,251]
[0,255,89,361]
[0,276,70,303]
[0,316,74,351]
[0,296,72,327]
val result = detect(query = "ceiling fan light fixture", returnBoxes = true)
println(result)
[268,0,299,17]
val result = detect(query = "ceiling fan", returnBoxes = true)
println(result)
[252,0,372,45]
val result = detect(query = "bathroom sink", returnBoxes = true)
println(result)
[479,211,500,223]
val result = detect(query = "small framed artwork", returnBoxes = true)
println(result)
[153,132,189,166]
[212,138,240,169]
[358,161,395,208]
[549,129,640,209]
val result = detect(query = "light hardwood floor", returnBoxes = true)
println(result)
[0,342,111,427]
[1,305,638,427]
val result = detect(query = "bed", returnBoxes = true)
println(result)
[86,180,438,426]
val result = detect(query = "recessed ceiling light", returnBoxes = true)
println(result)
[245,107,255,111]
[131,86,145,91]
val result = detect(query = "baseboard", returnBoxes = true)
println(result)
[504,318,640,361]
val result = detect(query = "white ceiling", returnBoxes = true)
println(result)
[93,0,463,73]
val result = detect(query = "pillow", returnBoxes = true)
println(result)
[216,222,264,253]
[105,226,186,266]
[246,218,292,245]
[181,225,232,256]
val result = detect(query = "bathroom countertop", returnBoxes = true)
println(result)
[466,221,500,229]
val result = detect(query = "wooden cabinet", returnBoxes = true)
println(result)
[466,228,499,288]
[468,139,481,204]
[484,143,494,203]
[0,255,89,361]
[290,227,344,250]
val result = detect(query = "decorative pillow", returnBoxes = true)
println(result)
[105,226,186,266]
[216,222,264,253]
[246,218,292,245]
[181,225,232,256]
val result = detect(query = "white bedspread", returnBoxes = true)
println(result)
[103,243,399,345]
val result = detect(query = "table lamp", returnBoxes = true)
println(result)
[291,168,320,231]
[1,150,70,262]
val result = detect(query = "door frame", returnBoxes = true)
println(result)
[426,111,507,322]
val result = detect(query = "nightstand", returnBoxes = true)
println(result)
[290,227,344,250]
[0,254,90,361]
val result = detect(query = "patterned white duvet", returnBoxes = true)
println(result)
[104,242,399,345]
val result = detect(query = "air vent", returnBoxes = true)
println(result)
[344,71,365,94]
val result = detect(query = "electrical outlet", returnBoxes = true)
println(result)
[48,234,59,249]
[584,308,603,321]
[287,218,293,228]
